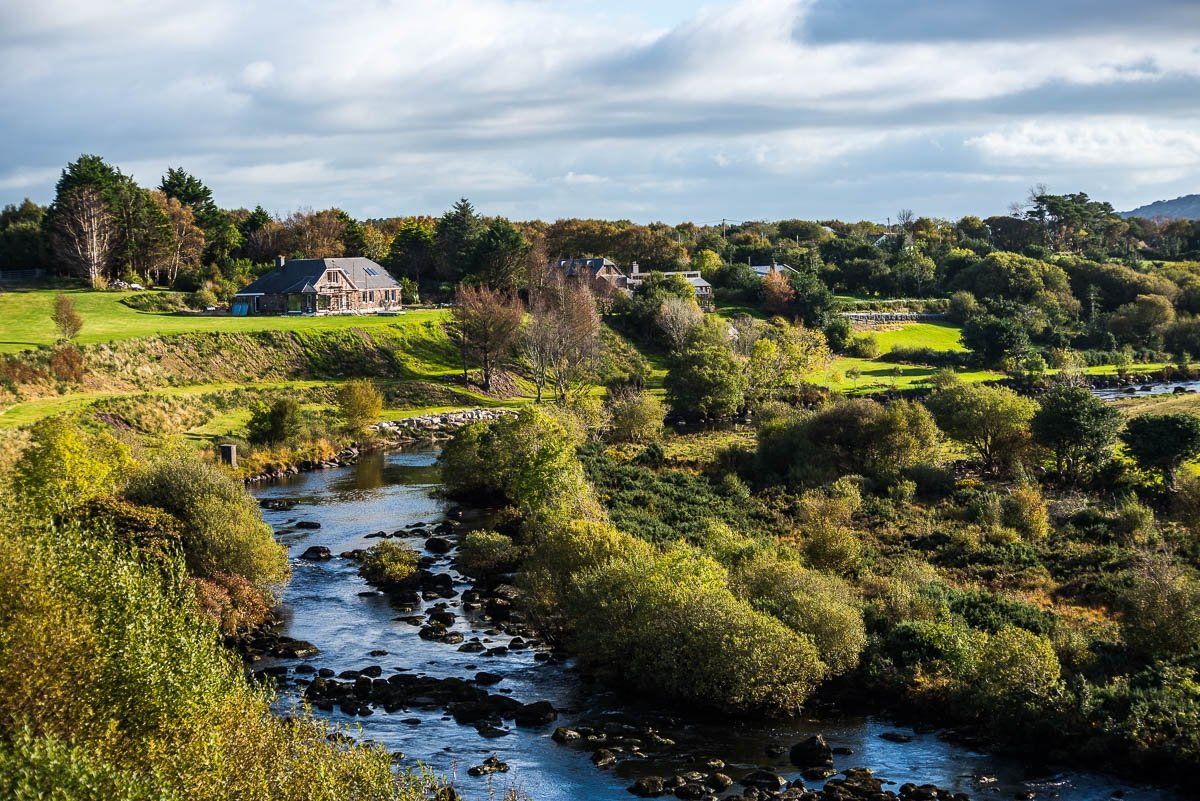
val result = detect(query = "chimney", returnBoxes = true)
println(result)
[276,255,286,269]
[631,261,640,275]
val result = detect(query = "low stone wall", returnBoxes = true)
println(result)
[373,408,516,442]
[841,311,946,323]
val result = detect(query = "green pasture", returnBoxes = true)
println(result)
[0,289,447,353]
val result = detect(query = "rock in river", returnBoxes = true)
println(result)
[299,545,332,561]
[790,734,834,768]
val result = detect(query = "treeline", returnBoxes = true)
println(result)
[0,416,435,799]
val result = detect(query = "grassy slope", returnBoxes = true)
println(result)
[0,294,527,434]
[0,289,444,353]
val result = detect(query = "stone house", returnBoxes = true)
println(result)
[232,257,403,315]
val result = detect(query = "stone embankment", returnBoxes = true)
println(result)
[244,409,512,483]
[372,408,514,442]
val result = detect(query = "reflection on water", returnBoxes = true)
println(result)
[252,449,1185,801]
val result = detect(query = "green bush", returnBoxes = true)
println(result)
[0,519,430,801]
[846,333,880,358]
[567,543,826,712]
[732,552,866,675]
[971,626,1062,712]
[246,397,304,446]
[124,451,289,589]
[457,530,522,578]
[358,541,419,589]
[885,619,978,679]
[605,389,665,444]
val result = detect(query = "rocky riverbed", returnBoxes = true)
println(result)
[246,448,1186,801]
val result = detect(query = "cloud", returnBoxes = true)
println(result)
[1,0,1198,221]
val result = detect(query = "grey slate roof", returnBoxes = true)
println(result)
[236,257,399,295]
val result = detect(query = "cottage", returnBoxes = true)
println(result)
[626,262,713,309]
[552,257,628,289]
[750,262,800,280]
[232,257,403,315]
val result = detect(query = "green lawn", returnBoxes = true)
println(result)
[0,289,447,353]
[867,321,967,352]
[819,321,998,392]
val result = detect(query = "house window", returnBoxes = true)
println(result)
[327,271,339,283]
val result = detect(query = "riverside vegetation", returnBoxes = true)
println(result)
[0,416,444,800]
[440,378,1200,785]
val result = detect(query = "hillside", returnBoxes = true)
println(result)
[1121,193,1200,220]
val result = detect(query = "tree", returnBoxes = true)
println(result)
[1121,413,1200,490]
[246,397,303,446]
[335,379,383,437]
[523,275,602,403]
[1108,294,1176,346]
[691,248,723,278]
[656,296,703,352]
[744,318,831,407]
[282,209,346,258]
[926,381,1036,473]
[474,217,528,289]
[761,270,795,315]
[385,217,436,285]
[605,388,665,444]
[51,293,83,342]
[52,186,116,287]
[665,320,747,421]
[1031,384,1122,483]
[149,191,204,285]
[445,285,524,392]
[895,249,937,296]
[435,198,484,281]
[962,314,1030,367]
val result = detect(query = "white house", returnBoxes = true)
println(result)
[626,262,713,309]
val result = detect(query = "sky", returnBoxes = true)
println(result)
[2,0,1199,224]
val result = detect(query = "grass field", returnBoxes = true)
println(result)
[865,321,967,352]
[0,289,447,353]
[821,321,998,392]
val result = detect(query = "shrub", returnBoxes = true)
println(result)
[567,544,827,712]
[1121,555,1200,660]
[606,389,665,444]
[885,619,978,679]
[732,552,867,675]
[246,397,304,446]
[13,416,134,519]
[947,588,1055,635]
[759,398,941,485]
[846,333,880,358]
[358,541,420,589]
[457,530,522,578]
[971,626,1062,711]
[190,572,273,635]
[335,379,382,436]
[124,450,289,589]
[1002,484,1050,541]
[947,290,979,323]
[0,521,429,801]
[49,344,86,383]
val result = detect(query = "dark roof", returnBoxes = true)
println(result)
[555,257,623,279]
[236,257,399,295]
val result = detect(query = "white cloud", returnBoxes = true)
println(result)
[2,0,1199,219]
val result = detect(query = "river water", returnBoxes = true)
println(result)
[251,449,1184,801]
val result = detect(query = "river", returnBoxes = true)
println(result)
[251,448,1184,801]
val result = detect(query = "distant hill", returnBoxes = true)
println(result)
[1120,194,1200,220]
